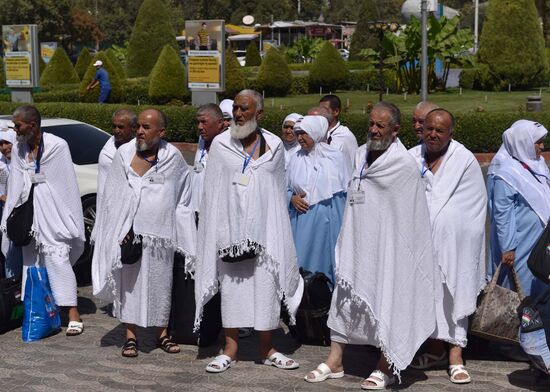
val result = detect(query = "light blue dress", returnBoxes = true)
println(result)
[487,176,547,298]
[288,191,346,284]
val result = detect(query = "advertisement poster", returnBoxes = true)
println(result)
[185,20,225,91]
[40,42,57,64]
[2,24,39,87]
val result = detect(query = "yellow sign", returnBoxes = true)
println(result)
[187,56,220,86]
[5,56,31,83]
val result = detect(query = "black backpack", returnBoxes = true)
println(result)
[6,184,34,247]
[527,222,550,284]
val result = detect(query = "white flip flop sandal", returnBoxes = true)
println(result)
[304,362,345,383]
[206,354,236,373]
[66,321,84,336]
[262,352,299,369]
[449,364,471,384]
[361,369,396,390]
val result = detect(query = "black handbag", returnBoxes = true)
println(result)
[527,221,550,284]
[120,227,142,265]
[6,184,35,247]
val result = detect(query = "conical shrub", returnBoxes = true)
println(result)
[126,0,178,77]
[148,45,187,104]
[309,41,349,92]
[79,52,126,103]
[39,47,79,87]
[75,47,93,80]
[245,42,262,67]
[256,47,292,97]
[38,56,46,77]
[106,48,126,80]
[223,49,246,99]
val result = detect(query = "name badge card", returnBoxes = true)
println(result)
[148,174,165,184]
[31,173,46,184]
[232,172,250,187]
[193,163,204,173]
[348,189,365,205]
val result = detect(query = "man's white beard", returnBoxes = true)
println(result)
[230,118,257,139]
[367,132,393,151]
[136,137,160,152]
[16,133,32,143]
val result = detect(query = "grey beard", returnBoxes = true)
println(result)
[136,137,160,152]
[16,133,32,143]
[367,133,393,151]
[230,118,257,139]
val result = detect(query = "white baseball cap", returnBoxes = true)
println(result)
[219,99,233,120]
[93,60,103,67]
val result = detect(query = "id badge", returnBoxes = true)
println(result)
[232,172,250,187]
[348,189,365,205]
[31,172,46,184]
[148,174,165,184]
[193,163,204,173]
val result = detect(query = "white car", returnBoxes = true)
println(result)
[0,116,110,283]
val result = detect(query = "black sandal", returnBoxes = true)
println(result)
[122,338,138,358]
[158,335,180,354]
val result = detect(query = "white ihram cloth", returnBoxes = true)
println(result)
[409,140,487,347]
[1,133,85,306]
[287,115,351,205]
[97,136,117,207]
[92,140,196,327]
[194,129,303,330]
[189,136,209,213]
[328,139,436,378]
[488,120,550,224]
[327,121,358,172]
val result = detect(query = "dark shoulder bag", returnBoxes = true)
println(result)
[6,184,35,247]
[120,227,142,265]
[220,131,266,264]
[527,220,550,284]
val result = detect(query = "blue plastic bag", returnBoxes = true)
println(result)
[22,266,61,342]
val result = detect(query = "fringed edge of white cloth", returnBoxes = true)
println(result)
[176,247,197,276]
[1,224,72,258]
[336,277,403,383]
[217,238,263,259]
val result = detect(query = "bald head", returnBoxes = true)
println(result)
[423,108,454,156]
[307,106,333,124]
[412,101,438,140]
[136,108,167,152]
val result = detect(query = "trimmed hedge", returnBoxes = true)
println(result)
[148,45,188,104]
[222,49,246,99]
[39,47,80,87]
[106,48,127,80]
[75,48,93,80]
[256,47,292,97]
[245,42,262,67]
[0,101,543,153]
[309,41,349,92]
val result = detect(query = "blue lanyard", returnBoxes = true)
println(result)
[199,148,206,163]
[357,155,368,190]
[242,136,260,174]
[420,158,429,178]
[30,136,44,174]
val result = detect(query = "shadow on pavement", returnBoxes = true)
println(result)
[508,368,550,391]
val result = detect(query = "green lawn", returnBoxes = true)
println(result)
[265,88,550,115]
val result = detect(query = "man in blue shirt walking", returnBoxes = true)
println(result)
[86,60,111,104]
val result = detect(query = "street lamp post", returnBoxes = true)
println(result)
[367,21,400,102]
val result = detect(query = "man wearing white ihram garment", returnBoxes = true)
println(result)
[92,109,196,358]
[305,102,436,390]
[408,108,486,384]
[194,89,304,373]
[2,105,85,336]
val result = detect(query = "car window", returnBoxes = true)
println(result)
[43,124,110,165]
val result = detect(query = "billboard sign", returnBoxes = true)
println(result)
[2,24,40,88]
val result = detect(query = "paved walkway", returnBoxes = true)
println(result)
[0,285,549,392]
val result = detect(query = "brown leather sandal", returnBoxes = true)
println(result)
[158,335,180,354]
[121,338,138,358]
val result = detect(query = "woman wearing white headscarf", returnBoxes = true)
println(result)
[487,120,550,297]
[281,113,302,170]
[287,115,351,283]
[0,120,22,278]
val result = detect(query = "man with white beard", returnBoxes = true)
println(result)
[92,108,196,358]
[305,102,437,389]
[194,89,303,373]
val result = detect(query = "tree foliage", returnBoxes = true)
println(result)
[106,48,127,80]
[256,47,292,96]
[285,37,325,63]
[79,52,126,103]
[39,47,80,87]
[126,0,178,78]
[75,47,93,80]
[223,48,246,99]
[309,41,349,92]
[245,42,262,67]
[148,45,188,104]
[478,0,548,88]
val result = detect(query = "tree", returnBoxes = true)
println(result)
[106,48,127,80]
[349,0,403,61]
[223,48,246,99]
[79,52,126,103]
[245,42,262,67]
[126,0,178,78]
[309,41,349,92]
[69,7,104,49]
[148,45,187,104]
[256,47,292,96]
[39,47,80,87]
[478,0,548,88]
[285,37,325,63]
[75,47,93,80]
